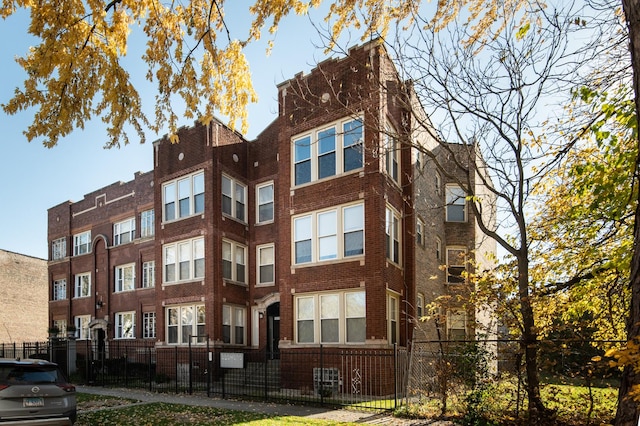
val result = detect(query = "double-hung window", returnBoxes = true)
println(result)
[385,206,401,264]
[143,312,156,338]
[416,293,424,319]
[115,312,135,339]
[73,231,91,256]
[142,261,155,288]
[447,309,467,340]
[256,182,274,223]
[257,244,275,285]
[222,305,246,345]
[115,263,135,292]
[75,315,91,340]
[343,118,364,172]
[292,117,364,186]
[447,247,466,284]
[222,175,247,222]
[387,293,399,345]
[295,290,366,344]
[114,218,135,246]
[416,218,425,246]
[74,273,91,298]
[293,203,364,265]
[446,185,466,222]
[222,240,246,284]
[51,237,66,260]
[163,237,205,283]
[140,209,155,237]
[53,279,66,301]
[384,124,399,183]
[166,304,205,344]
[163,171,205,221]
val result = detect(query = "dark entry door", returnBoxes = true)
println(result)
[267,303,280,359]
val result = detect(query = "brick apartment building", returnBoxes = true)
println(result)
[47,40,496,361]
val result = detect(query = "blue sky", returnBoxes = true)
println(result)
[0,5,347,259]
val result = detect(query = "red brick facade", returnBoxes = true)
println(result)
[47,40,495,357]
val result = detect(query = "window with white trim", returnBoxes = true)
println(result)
[446,247,466,284]
[163,171,204,222]
[74,273,91,298]
[222,175,247,222]
[416,293,424,319]
[143,312,156,338]
[115,311,135,339]
[115,263,135,292]
[142,261,155,288]
[436,237,442,261]
[222,305,246,345]
[114,217,135,246]
[447,309,467,341]
[257,244,274,285]
[53,320,66,336]
[75,315,91,340]
[387,293,399,345]
[385,206,401,264]
[73,231,91,256]
[446,185,466,222]
[295,290,366,344]
[293,203,364,265]
[416,218,425,246]
[163,237,205,283]
[141,209,155,238]
[384,124,399,183]
[222,240,246,284]
[256,182,274,223]
[435,173,442,195]
[51,237,66,260]
[53,279,66,301]
[292,117,364,186]
[166,304,205,344]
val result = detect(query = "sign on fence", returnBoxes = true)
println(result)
[220,352,243,368]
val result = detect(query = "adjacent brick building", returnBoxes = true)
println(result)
[0,249,48,342]
[47,41,496,365]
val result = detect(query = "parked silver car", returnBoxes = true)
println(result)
[0,358,76,425]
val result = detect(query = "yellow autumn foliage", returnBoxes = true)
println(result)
[0,0,530,147]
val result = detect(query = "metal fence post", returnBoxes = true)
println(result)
[393,343,398,410]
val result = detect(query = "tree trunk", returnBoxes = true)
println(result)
[518,255,549,423]
[616,1,640,425]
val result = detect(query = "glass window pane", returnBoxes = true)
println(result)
[295,216,312,240]
[347,318,366,342]
[294,136,311,161]
[346,292,366,317]
[319,235,337,260]
[344,231,363,256]
[295,240,312,263]
[297,297,314,320]
[321,294,339,318]
[344,205,363,232]
[321,319,339,342]
[318,211,336,236]
[318,153,336,179]
[297,320,314,343]
[295,160,311,185]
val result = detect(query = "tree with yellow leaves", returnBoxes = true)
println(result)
[0,0,529,148]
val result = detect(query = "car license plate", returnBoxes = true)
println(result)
[23,397,44,407]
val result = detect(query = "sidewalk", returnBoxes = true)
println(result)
[76,386,454,425]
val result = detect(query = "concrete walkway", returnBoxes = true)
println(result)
[76,385,454,425]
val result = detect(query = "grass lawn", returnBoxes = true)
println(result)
[76,393,359,426]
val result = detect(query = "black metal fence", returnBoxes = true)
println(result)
[71,339,409,411]
[2,338,622,420]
